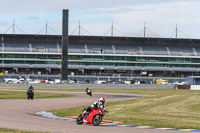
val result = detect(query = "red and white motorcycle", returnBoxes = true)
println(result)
[76,106,108,126]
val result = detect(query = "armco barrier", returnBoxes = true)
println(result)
[177,85,190,89]
[0,84,175,89]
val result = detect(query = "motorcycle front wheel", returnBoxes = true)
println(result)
[76,114,83,125]
[92,115,102,126]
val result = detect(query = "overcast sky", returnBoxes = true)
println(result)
[0,0,200,38]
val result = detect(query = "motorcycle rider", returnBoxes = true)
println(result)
[86,87,92,96]
[28,85,34,92]
[86,88,89,93]
[27,85,34,98]
[83,97,105,116]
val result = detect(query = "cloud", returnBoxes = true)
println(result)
[0,21,9,26]
[0,0,200,38]
[0,0,183,14]
[83,0,200,38]
[26,16,39,21]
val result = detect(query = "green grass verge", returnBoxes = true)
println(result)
[49,89,200,129]
[0,128,47,133]
[0,88,84,91]
[0,91,76,99]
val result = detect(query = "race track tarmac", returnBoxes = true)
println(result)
[0,89,196,133]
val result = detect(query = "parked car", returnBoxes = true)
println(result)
[55,79,61,84]
[173,81,185,85]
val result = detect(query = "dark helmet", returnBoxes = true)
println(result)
[99,97,105,105]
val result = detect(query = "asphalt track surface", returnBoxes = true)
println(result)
[0,89,196,133]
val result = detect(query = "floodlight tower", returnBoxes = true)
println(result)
[61,9,69,81]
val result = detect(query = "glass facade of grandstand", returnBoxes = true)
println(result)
[1,34,200,77]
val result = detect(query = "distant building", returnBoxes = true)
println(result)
[0,34,200,77]
[185,76,200,85]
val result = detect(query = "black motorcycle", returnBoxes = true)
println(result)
[27,89,34,100]
[86,88,92,96]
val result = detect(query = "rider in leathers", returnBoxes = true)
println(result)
[83,97,105,116]
[27,85,34,98]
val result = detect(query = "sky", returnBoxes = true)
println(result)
[0,0,200,38]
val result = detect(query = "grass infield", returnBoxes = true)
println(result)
[49,89,200,129]
[0,91,76,99]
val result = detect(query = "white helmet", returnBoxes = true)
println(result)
[99,97,105,104]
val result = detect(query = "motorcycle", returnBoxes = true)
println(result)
[27,89,34,100]
[76,106,108,126]
[86,88,92,96]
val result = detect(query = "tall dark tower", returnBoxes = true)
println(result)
[61,9,69,81]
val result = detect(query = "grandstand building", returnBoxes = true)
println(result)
[0,34,200,78]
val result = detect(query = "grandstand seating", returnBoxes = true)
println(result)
[32,43,58,53]
[4,43,29,52]
[2,34,200,79]
[3,42,199,57]
[168,46,194,56]
[142,45,168,55]
[194,47,200,56]
[87,44,113,54]
[0,43,2,51]
[114,44,140,54]
[68,44,85,53]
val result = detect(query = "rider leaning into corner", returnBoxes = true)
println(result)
[83,97,106,116]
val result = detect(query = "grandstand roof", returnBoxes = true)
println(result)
[0,34,200,47]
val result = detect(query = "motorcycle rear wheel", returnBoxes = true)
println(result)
[27,95,30,100]
[76,114,83,125]
[31,94,34,100]
[92,115,102,126]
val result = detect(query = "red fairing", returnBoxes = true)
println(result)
[77,105,107,126]
[83,107,105,124]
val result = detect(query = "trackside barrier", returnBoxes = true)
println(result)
[0,84,175,89]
